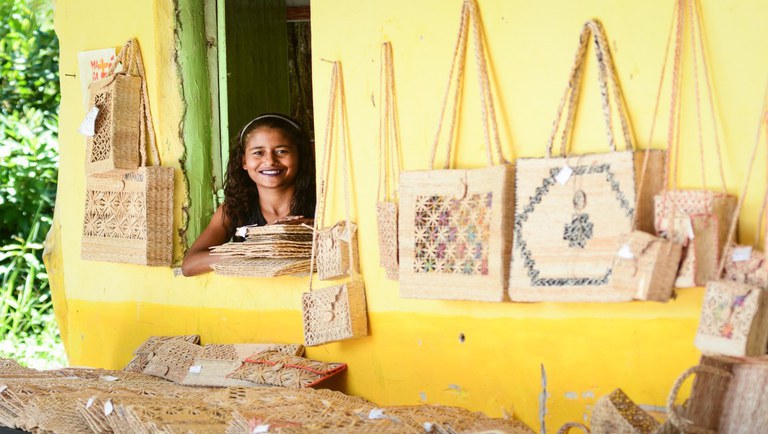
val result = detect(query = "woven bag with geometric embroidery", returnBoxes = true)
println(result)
[81,39,174,266]
[398,0,514,302]
[301,61,368,347]
[510,20,651,302]
[376,41,402,281]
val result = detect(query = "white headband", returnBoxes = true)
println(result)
[238,114,302,144]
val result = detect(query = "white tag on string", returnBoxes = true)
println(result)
[100,375,119,382]
[685,218,695,239]
[368,408,386,419]
[86,397,95,409]
[0,385,7,394]
[104,399,113,416]
[79,106,99,136]
[235,226,248,238]
[732,246,753,262]
[423,422,435,432]
[188,365,202,374]
[251,424,270,433]
[555,165,573,185]
[617,244,634,259]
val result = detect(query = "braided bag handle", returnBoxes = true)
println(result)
[666,364,732,434]
[547,19,635,158]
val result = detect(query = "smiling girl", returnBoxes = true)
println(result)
[181,114,316,276]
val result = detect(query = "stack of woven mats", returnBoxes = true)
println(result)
[210,222,314,278]
[0,358,533,433]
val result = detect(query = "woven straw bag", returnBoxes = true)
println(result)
[590,389,660,434]
[398,0,514,302]
[510,20,659,302]
[301,62,368,347]
[81,38,173,266]
[85,39,146,176]
[650,1,736,288]
[693,90,768,358]
[610,230,682,301]
[312,60,359,282]
[376,41,402,281]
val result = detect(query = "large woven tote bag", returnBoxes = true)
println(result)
[81,39,173,266]
[509,20,652,302]
[85,39,145,176]
[301,62,367,347]
[398,0,513,302]
[693,93,768,358]
[651,0,736,288]
[376,42,402,281]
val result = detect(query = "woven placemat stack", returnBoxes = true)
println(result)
[211,221,314,278]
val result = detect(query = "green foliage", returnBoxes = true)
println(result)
[0,0,61,358]
[0,0,59,117]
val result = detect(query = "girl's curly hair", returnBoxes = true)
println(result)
[222,114,316,238]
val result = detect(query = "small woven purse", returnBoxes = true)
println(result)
[376,41,402,281]
[301,62,367,347]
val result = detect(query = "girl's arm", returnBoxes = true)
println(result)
[181,205,231,276]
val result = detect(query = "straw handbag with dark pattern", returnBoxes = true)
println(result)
[301,62,367,347]
[85,39,145,176]
[398,0,514,302]
[376,42,401,281]
[590,389,660,434]
[510,20,662,302]
[81,39,173,266]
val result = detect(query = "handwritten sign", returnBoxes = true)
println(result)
[77,48,117,108]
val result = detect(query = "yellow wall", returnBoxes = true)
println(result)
[49,0,768,430]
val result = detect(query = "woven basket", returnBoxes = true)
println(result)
[610,230,682,301]
[591,389,660,434]
[81,166,173,266]
[302,279,367,346]
[724,247,767,289]
[694,279,768,357]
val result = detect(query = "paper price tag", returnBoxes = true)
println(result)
[79,106,99,137]
[685,218,695,239]
[423,422,435,432]
[732,246,753,262]
[101,375,119,382]
[252,424,270,433]
[617,244,634,259]
[235,226,248,238]
[86,397,95,409]
[188,365,202,374]
[104,399,113,416]
[368,408,386,419]
[555,165,573,185]
[0,385,7,394]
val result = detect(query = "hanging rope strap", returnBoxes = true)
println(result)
[430,0,504,170]
[546,19,635,158]
[377,42,402,203]
[717,82,768,276]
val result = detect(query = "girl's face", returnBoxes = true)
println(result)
[242,127,300,192]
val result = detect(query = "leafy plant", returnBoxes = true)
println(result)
[0,0,63,367]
